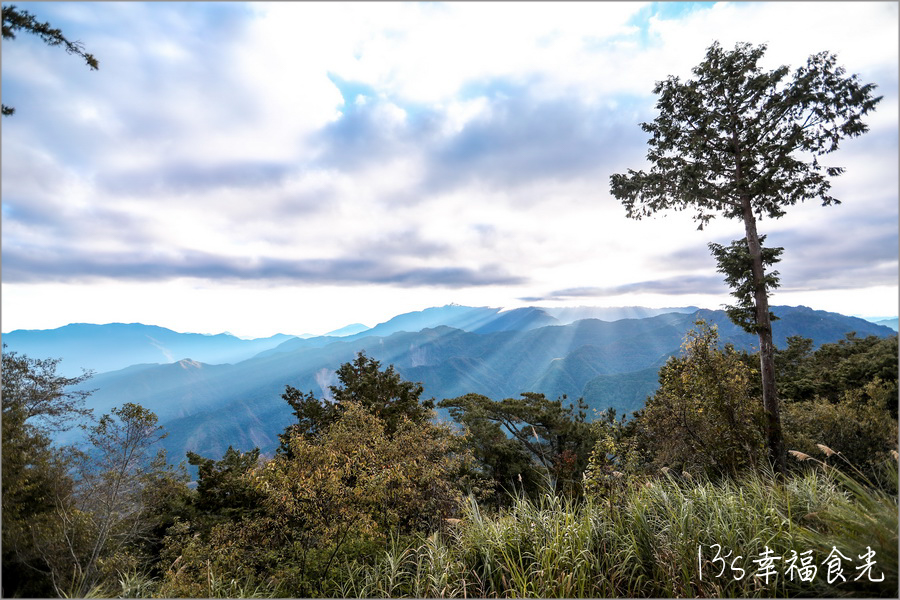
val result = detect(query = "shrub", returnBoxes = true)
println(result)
[637,320,766,477]
[159,401,473,597]
[783,379,898,486]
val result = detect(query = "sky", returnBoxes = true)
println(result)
[1,1,897,338]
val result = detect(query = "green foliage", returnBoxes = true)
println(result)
[777,333,898,485]
[339,464,898,598]
[278,351,435,455]
[1,347,91,597]
[775,335,817,399]
[187,446,265,528]
[278,386,339,450]
[610,41,881,228]
[160,401,474,597]
[130,464,194,578]
[637,320,766,476]
[709,235,784,334]
[1,3,99,116]
[783,380,898,485]
[331,351,435,432]
[778,333,898,413]
[439,393,540,502]
[273,402,467,533]
[582,408,647,496]
[439,392,595,498]
[156,516,286,598]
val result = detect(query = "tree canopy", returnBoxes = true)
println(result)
[438,392,595,497]
[278,351,435,454]
[610,41,881,230]
[637,320,765,477]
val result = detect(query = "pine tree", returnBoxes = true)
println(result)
[610,41,881,471]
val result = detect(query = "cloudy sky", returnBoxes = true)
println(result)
[2,1,897,338]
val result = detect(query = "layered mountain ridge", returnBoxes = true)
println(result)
[4,304,895,463]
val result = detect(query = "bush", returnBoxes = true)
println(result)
[159,401,474,597]
[636,320,766,477]
[783,378,898,485]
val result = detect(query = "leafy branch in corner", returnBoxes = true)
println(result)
[2,4,99,116]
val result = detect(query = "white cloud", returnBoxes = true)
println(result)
[244,1,649,105]
[1,1,896,336]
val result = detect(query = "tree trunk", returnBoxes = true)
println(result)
[731,111,785,474]
[740,199,785,473]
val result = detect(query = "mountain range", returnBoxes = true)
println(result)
[876,317,899,331]
[2,323,295,377]
[2,305,701,376]
[4,304,895,463]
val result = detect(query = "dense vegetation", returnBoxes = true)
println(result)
[2,321,897,598]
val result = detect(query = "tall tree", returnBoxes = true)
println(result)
[1,347,92,596]
[1,3,99,115]
[609,41,881,471]
[61,403,168,597]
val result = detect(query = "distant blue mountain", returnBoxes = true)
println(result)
[473,307,560,333]
[255,305,545,358]
[876,318,898,332]
[55,304,895,462]
[325,323,371,337]
[542,305,700,322]
[255,304,701,358]
[353,305,505,338]
[2,323,294,376]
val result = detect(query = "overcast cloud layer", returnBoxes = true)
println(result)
[2,2,897,337]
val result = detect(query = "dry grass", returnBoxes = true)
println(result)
[334,458,898,597]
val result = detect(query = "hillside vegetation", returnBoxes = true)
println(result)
[2,320,897,598]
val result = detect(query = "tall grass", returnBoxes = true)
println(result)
[337,461,898,598]
[88,459,895,597]
[795,458,898,598]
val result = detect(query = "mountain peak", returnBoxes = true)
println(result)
[325,323,370,337]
